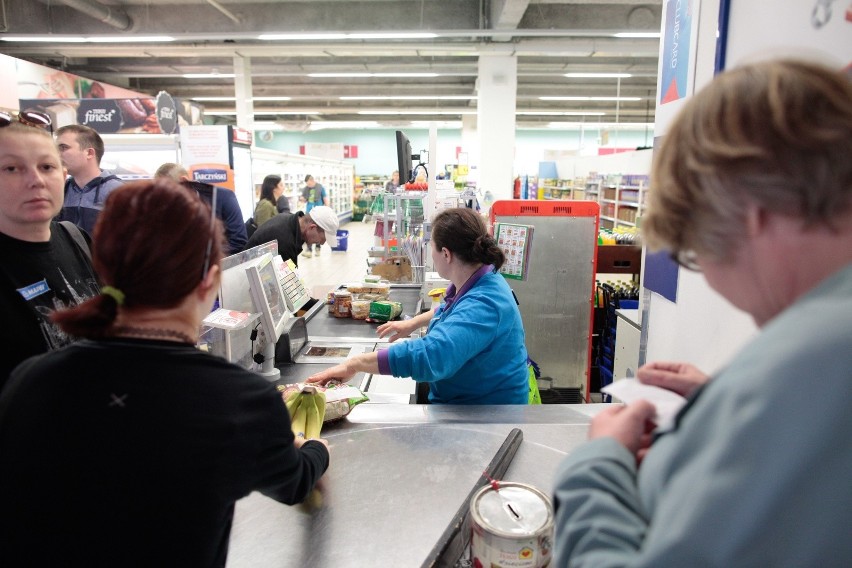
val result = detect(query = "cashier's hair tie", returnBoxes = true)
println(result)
[101,285,126,306]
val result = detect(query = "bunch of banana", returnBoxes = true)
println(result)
[285,386,327,439]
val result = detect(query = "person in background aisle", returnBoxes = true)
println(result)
[244,205,338,268]
[385,170,400,193]
[300,174,329,257]
[273,175,291,214]
[254,174,282,228]
[154,162,248,254]
[308,207,529,404]
[552,59,852,567]
[54,124,123,236]
[0,113,99,390]
[0,178,330,566]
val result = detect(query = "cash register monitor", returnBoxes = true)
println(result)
[245,253,289,342]
[219,241,279,312]
[396,130,414,185]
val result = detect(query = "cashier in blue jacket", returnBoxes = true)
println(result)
[307,208,529,404]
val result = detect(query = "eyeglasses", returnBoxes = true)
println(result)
[0,110,53,132]
[669,249,702,272]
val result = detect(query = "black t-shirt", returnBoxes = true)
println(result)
[244,211,305,266]
[0,222,99,388]
[0,338,329,567]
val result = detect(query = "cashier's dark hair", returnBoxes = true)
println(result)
[259,174,281,204]
[51,178,225,338]
[432,207,505,270]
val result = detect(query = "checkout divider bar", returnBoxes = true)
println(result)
[421,428,525,568]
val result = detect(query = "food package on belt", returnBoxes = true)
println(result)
[277,381,369,422]
[350,299,371,320]
[351,291,390,302]
[369,300,403,322]
[347,280,390,296]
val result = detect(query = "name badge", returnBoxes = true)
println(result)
[18,279,50,301]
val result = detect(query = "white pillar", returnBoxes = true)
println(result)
[477,53,517,201]
[233,55,254,130]
[461,114,478,167]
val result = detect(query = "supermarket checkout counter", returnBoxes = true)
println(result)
[274,285,423,401]
[228,285,604,566]
[226,403,604,567]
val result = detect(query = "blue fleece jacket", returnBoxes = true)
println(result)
[384,267,529,404]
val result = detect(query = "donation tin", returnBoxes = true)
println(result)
[470,482,554,568]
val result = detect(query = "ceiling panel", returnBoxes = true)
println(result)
[0,0,662,129]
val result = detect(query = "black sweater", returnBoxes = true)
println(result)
[0,338,328,567]
[244,211,305,266]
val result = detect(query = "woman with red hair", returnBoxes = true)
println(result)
[0,178,329,566]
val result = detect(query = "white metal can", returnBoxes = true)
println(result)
[469,482,554,568]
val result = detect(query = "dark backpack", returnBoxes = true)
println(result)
[245,217,258,239]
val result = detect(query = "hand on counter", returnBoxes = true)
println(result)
[377,308,434,343]
[306,352,381,386]
[636,361,709,398]
[589,400,656,464]
[306,363,355,387]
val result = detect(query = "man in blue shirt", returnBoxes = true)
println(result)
[154,163,248,254]
[300,174,329,257]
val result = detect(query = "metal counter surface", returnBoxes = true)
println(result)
[227,404,604,567]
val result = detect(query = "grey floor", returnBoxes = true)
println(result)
[297,217,379,298]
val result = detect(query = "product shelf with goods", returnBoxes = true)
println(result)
[352,175,387,222]
[368,191,427,283]
[536,177,606,204]
[597,173,649,229]
[251,148,355,220]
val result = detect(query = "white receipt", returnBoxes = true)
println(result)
[601,378,687,432]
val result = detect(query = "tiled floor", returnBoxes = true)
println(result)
[296,218,378,298]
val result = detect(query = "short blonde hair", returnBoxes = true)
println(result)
[643,60,852,261]
[154,162,188,182]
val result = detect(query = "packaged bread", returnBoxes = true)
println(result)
[347,280,391,299]
[369,300,403,322]
[350,299,371,320]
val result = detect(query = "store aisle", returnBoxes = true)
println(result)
[297,218,376,298]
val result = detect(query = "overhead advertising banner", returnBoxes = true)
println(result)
[10,55,202,134]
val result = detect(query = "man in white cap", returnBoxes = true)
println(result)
[243,205,338,267]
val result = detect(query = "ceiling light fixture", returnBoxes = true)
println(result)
[0,35,174,43]
[546,121,656,129]
[613,32,661,38]
[86,36,175,43]
[192,96,293,102]
[206,110,323,116]
[308,72,440,78]
[258,33,348,41]
[340,95,476,101]
[183,73,236,79]
[563,73,632,78]
[358,110,477,115]
[192,96,237,102]
[258,32,437,41]
[539,96,642,102]
[517,111,607,116]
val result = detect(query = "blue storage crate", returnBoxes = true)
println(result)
[331,229,349,251]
